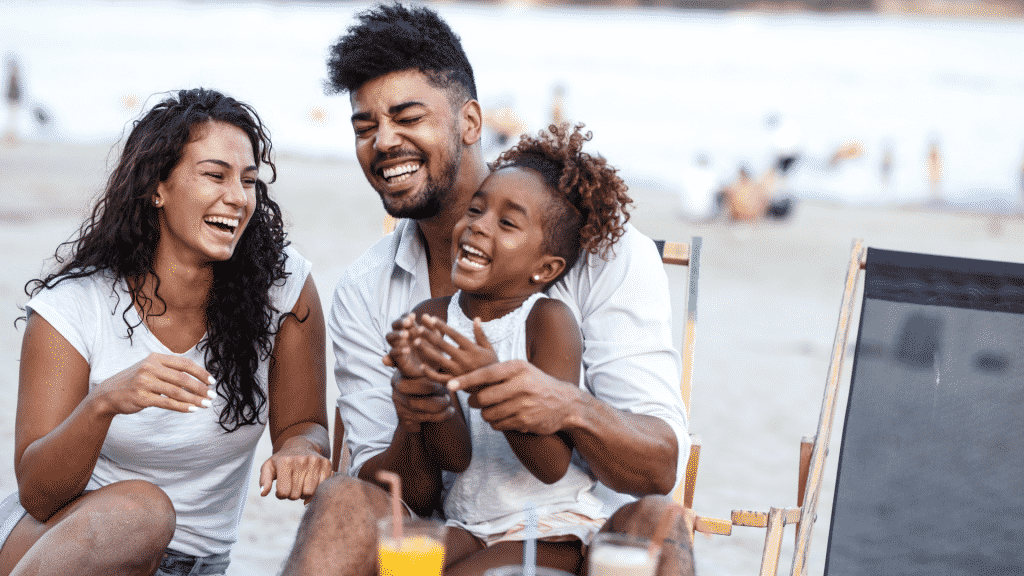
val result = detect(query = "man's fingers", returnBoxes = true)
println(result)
[447,360,522,393]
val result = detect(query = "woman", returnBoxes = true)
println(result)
[0,88,332,576]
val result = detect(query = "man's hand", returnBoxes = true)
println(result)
[447,359,580,435]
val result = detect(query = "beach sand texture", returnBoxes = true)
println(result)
[2,139,1023,575]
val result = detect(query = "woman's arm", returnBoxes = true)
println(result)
[16,314,213,521]
[262,274,333,501]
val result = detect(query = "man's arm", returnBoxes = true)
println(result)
[329,275,446,515]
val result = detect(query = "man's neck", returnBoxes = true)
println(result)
[417,154,488,299]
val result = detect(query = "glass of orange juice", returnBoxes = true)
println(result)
[377,517,447,576]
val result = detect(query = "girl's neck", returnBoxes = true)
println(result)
[457,290,541,322]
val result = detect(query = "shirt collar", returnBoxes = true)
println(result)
[393,218,426,276]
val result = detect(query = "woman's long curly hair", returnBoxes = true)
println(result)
[489,123,632,281]
[25,88,288,432]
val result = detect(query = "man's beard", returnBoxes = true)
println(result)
[381,141,462,221]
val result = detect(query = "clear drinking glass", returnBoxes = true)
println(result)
[587,532,659,576]
[376,517,447,576]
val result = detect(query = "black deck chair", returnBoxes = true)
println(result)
[820,247,1024,576]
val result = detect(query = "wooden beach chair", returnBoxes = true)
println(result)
[724,239,866,576]
[817,246,1024,576]
[739,241,1024,576]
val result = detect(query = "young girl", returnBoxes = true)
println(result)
[385,123,633,575]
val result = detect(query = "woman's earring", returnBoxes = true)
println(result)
[153,197,163,207]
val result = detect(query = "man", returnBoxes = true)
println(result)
[281,4,694,575]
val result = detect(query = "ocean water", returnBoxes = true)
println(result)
[3,0,1024,209]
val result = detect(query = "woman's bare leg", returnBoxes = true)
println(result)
[0,480,175,576]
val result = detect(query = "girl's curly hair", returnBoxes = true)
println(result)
[24,88,289,432]
[489,123,632,280]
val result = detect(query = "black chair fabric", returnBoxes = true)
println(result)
[825,248,1024,576]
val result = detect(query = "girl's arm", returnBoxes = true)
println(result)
[261,274,332,501]
[391,299,472,474]
[507,298,578,484]
[414,300,578,484]
[16,315,213,521]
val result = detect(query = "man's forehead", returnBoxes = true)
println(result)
[350,69,446,110]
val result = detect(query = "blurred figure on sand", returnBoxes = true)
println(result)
[678,152,718,221]
[765,112,801,190]
[717,166,792,223]
[4,55,23,145]
[483,103,527,151]
[880,141,894,188]
[927,139,943,204]
[551,82,566,126]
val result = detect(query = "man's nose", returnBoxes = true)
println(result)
[374,122,401,152]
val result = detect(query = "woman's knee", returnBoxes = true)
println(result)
[80,480,176,551]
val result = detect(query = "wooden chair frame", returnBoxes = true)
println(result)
[726,239,866,576]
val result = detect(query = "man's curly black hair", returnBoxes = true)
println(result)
[325,3,477,105]
[24,88,289,432]
[490,123,633,283]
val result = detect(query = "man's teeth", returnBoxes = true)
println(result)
[205,216,239,231]
[382,163,420,182]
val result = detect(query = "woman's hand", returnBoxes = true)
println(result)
[259,438,333,502]
[91,353,215,416]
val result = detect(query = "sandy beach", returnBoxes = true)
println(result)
[2,138,1023,575]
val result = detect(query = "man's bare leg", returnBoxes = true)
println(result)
[598,495,696,576]
[280,475,392,576]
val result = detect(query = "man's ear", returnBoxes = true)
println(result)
[532,255,566,286]
[461,99,483,146]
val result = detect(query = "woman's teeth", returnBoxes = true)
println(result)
[205,216,239,233]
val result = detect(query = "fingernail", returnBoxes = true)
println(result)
[207,375,217,386]
[188,405,199,412]
[201,399,213,408]
[207,389,217,399]
[447,380,459,391]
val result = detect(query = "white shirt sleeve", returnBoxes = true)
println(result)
[551,223,690,496]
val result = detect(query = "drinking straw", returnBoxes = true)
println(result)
[523,501,537,576]
[648,503,683,556]
[376,470,404,543]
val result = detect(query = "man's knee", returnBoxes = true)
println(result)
[302,475,392,531]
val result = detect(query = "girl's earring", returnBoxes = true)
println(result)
[533,275,541,282]
[153,197,163,207]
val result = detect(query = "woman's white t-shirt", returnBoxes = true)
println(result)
[23,246,311,557]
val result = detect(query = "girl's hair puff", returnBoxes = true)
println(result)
[489,123,632,279]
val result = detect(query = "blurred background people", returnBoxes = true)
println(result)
[3,55,23,145]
